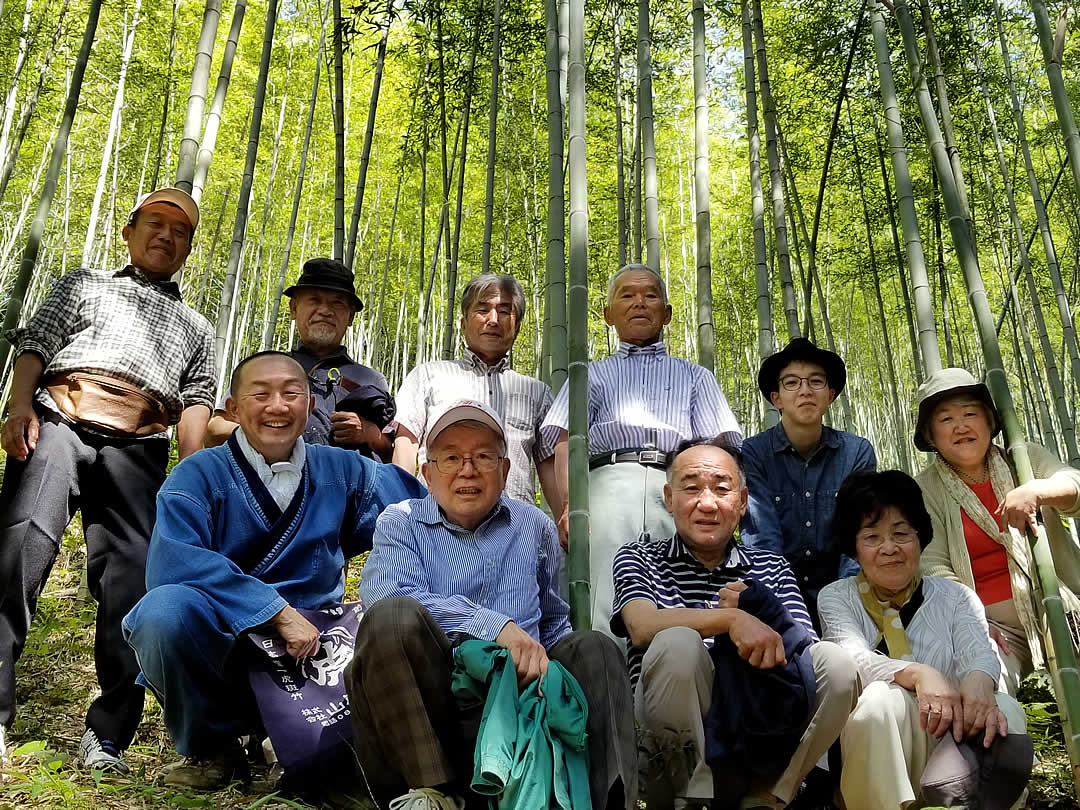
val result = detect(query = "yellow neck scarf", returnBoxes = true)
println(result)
[856,571,922,660]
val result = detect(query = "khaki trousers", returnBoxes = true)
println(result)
[839,680,1027,810]
[985,599,1033,697]
[635,627,859,805]
[589,463,674,639]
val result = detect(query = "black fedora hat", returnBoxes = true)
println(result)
[283,257,363,310]
[757,337,847,400]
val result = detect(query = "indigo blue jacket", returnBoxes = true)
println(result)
[740,424,876,610]
[132,437,424,642]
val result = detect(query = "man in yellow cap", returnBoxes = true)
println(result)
[0,187,215,772]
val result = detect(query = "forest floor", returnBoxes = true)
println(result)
[0,498,1076,807]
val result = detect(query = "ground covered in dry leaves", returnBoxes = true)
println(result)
[0,514,1076,809]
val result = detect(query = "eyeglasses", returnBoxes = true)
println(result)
[429,452,502,474]
[855,530,920,549]
[779,374,829,392]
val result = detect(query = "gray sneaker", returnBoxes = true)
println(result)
[78,728,130,774]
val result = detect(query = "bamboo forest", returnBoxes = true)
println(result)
[2,0,1080,805]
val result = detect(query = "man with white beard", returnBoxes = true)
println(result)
[205,258,396,461]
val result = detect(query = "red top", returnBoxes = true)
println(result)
[960,479,1012,605]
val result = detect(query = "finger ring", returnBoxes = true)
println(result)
[929,707,941,714]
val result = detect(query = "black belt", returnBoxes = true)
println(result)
[589,448,668,470]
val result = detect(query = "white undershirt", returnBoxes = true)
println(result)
[235,429,306,512]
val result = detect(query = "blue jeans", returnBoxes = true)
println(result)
[123,584,259,756]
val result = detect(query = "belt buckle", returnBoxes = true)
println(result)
[638,449,661,465]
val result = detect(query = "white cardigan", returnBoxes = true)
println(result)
[818,575,1000,688]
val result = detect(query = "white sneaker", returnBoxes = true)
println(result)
[77,728,130,775]
[388,788,465,810]
[0,724,9,765]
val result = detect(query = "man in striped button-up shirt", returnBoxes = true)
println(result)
[392,274,561,511]
[540,264,742,638]
[347,400,636,810]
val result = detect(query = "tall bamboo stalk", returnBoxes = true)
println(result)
[213,0,278,368]
[481,0,502,275]
[82,0,141,267]
[344,0,394,271]
[850,104,909,473]
[175,0,221,192]
[691,0,713,372]
[742,0,776,429]
[918,0,971,238]
[637,0,660,272]
[544,0,567,392]
[566,0,590,631]
[0,0,101,374]
[614,11,627,269]
[751,0,799,340]
[867,0,941,374]
[1029,0,1080,203]
[191,0,247,205]
[332,0,345,260]
[264,3,328,349]
[441,19,481,360]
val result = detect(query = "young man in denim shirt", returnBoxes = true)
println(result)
[740,338,876,627]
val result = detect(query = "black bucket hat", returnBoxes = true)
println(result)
[283,257,363,311]
[757,338,847,400]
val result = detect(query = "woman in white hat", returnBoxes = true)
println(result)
[912,367,1080,695]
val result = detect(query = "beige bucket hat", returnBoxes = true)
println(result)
[913,367,1001,452]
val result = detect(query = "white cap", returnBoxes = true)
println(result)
[425,399,505,449]
[129,187,199,231]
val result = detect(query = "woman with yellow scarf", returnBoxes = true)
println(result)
[818,470,1031,810]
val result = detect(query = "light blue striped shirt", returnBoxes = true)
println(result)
[360,494,571,648]
[540,340,742,453]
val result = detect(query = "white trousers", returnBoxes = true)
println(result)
[839,680,1027,810]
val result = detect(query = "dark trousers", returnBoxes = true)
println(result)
[0,409,167,748]
[345,597,637,810]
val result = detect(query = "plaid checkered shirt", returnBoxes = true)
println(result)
[6,266,217,426]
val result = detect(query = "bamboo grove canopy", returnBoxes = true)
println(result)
[2,0,1080,793]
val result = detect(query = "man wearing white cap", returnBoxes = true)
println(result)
[0,187,215,771]
[347,399,636,810]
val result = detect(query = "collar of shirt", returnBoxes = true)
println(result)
[235,428,307,511]
[462,348,510,373]
[292,343,354,371]
[769,422,843,456]
[115,265,182,300]
[614,339,667,357]
[668,533,750,571]
[415,491,511,534]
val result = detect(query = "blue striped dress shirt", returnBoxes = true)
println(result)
[611,534,816,688]
[360,494,571,649]
[540,340,742,453]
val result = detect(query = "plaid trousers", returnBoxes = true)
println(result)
[345,596,637,809]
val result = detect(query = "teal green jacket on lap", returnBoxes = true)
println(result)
[451,640,592,810]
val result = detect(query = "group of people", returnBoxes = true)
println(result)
[0,185,1072,810]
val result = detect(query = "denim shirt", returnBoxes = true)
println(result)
[740,424,876,608]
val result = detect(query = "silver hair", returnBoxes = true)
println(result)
[460,274,526,324]
[606,264,669,306]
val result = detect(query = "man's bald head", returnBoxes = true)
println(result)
[229,351,309,398]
